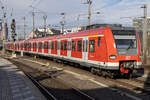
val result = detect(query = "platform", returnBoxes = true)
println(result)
[0,57,46,100]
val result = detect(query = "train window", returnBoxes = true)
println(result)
[31,43,33,48]
[25,43,26,49]
[64,41,67,50]
[68,41,71,50]
[51,42,54,50]
[33,43,35,49]
[39,43,42,49]
[32,43,35,48]
[27,43,29,49]
[89,40,95,52]
[15,44,16,49]
[26,43,27,49]
[23,43,25,49]
[26,43,29,50]
[55,41,57,50]
[61,41,63,50]
[72,41,76,51]
[34,43,36,49]
[98,37,101,47]
[35,43,37,49]
[21,43,23,49]
[44,42,48,49]
[29,43,31,49]
[58,41,60,50]
[38,43,40,49]
[17,44,19,49]
[86,40,88,52]
[83,40,85,52]
[77,40,82,52]
[49,41,51,49]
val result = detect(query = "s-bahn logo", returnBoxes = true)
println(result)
[126,56,131,60]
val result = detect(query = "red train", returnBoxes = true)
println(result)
[5,26,142,78]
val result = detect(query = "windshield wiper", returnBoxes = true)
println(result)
[127,44,132,50]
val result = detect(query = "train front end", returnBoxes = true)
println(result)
[107,28,142,77]
[111,28,142,77]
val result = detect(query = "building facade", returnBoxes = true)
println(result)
[133,17,150,60]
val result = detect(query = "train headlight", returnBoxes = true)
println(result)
[109,55,117,60]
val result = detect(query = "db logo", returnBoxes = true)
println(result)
[126,56,131,60]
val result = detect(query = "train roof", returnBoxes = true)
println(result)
[28,27,106,41]
[11,25,136,43]
[85,24,135,31]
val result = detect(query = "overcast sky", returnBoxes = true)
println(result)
[1,0,150,36]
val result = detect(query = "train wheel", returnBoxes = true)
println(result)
[91,68,97,75]
[128,73,133,79]
[110,74,115,79]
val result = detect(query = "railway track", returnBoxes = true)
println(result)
[114,78,150,94]
[6,57,95,100]
[113,79,150,94]
[2,54,150,99]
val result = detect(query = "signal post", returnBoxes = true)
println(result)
[11,19,17,57]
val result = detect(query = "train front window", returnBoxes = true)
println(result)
[115,39,136,49]
[113,30,138,55]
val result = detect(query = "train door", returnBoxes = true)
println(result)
[49,40,51,55]
[60,40,67,56]
[42,41,44,54]
[88,37,97,60]
[51,40,58,54]
[15,43,17,51]
[76,39,82,58]
[24,42,27,51]
[71,39,82,58]
[58,40,60,56]
[71,39,76,58]
[21,42,23,51]
[82,37,88,61]
[54,40,58,55]
[30,41,33,52]
[60,40,63,56]
[17,43,19,51]
[38,42,42,53]
[88,36,102,61]
[27,42,29,52]
[33,42,37,53]
[11,42,13,50]
[67,38,71,58]
[36,42,38,53]
[44,41,49,54]
[51,41,54,54]
[33,42,35,52]
[29,42,31,52]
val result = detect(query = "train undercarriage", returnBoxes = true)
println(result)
[91,61,139,79]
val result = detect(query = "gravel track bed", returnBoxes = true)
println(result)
[7,58,95,100]
[2,53,150,100]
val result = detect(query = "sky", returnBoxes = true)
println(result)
[0,0,150,37]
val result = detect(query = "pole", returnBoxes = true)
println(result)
[23,16,26,40]
[88,0,92,26]
[142,4,147,64]
[2,22,6,55]
[43,15,47,37]
[60,13,65,34]
[32,12,35,32]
